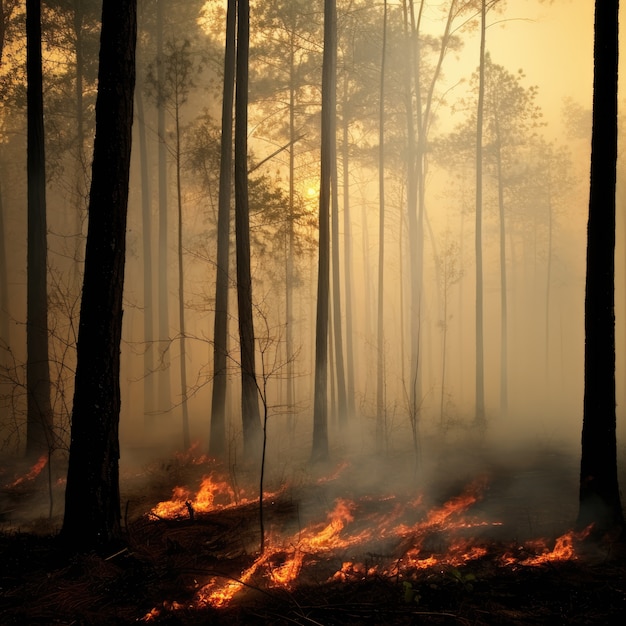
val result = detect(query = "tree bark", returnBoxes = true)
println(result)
[61,0,137,552]
[235,0,262,456]
[311,0,336,463]
[578,0,624,537]
[26,0,53,458]
[209,0,236,459]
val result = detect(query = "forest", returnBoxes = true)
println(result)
[1,0,625,624]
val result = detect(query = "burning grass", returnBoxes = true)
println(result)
[1,446,625,624]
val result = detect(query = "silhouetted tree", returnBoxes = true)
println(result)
[311,0,336,463]
[235,0,262,456]
[61,0,136,552]
[577,0,624,538]
[209,0,236,459]
[25,0,53,457]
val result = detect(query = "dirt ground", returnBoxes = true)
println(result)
[1,443,626,625]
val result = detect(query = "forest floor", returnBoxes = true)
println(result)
[1,439,626,625]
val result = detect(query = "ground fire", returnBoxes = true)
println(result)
[139,459,595,621]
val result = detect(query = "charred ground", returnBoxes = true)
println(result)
[1,441,625,625]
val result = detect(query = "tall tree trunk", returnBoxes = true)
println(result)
[0,179,8,347]
[402,0,420,464]
[331,103,346,428]
[376,0,387,453]
[495,138,508,415]
[70,1,87,291]
[209,0,236,459]
[311,0,336,463]
[61,0,137,552]
[156,0,171,415]
[285,13,297,436]
[474,0,486,426]
[577,0,624,537]
[174,96,190,450]
[235,0,262,456]
[25,0,53,458]
[341,92,355,423]
[135,74,156,423]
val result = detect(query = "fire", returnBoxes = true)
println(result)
[7,454,48,488]
[140,468,589,621]
[150,473,241,518]
[515,526,593,566]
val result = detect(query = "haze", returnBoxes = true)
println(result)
[0,0,621,482]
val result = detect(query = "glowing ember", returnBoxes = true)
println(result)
[7,454,48,488]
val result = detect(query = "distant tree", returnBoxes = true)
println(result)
[25,0,53,458]
[311,0,336,463]
[149,38,198,448]
[61,0,136,552]
[474,0,486,426]
[376,0,388,451]
[155,0,171,416]
[577,0,624,538]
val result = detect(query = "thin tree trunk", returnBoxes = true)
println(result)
[174,97,190,450]
[341,91,355,422]
[235,0,262,456]
[285,21,297,435]
[26,0,53,457]
[156,0,171,415]
[376,0,387,452]
[135,77,155,423]
[312,0,336,463]
[209,0,236,458]
[474,0,486,426]
[331,106,346,428]
[495,142,508,416]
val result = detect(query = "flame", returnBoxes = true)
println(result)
[516,526,592,566]
[7,454,48,488]
[151,473,241,518]
[141,471,589,620]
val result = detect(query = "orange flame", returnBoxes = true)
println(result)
[141,472,588,619]
[8,454,47,488]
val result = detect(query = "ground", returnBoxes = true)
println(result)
[1,442,625,625]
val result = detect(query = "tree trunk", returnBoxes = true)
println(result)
[235,0,262,456]
[61,0,136,553]
[311,0,336,463]
[209,0,236,459]
[376,0,387,453]
[495,138,508,415]
[135,73,156,423]
[577,0,624,537]
[474,0,486,426]
[25,0,53,458]
[174,94,190,450]
[156,0,171,415]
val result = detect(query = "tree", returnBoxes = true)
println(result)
[25,0,53,458]
[209,0,236,459]
[155,0,171,416]
[376,0,388,451]
[577,0,624,538]
[61,0,137,552]
[151,38,198,448]
[311,0,336,463]
[474,0,486,426]
[235,0,262,456]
